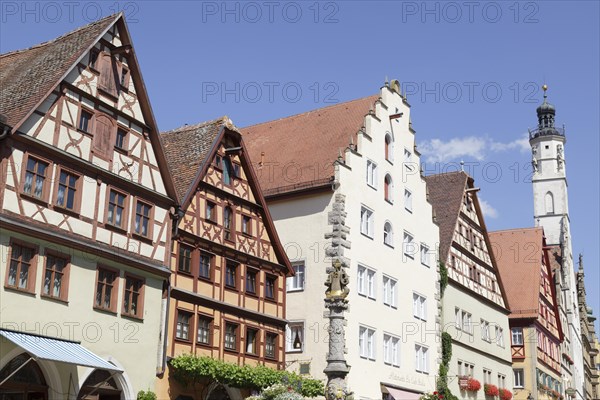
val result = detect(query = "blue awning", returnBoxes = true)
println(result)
[0,329,122,372]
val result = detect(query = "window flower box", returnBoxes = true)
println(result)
[484,384,499,397]
[499,389,512,400]
[466,378,481,392]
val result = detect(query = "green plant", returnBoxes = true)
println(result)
[169,355,324,398]
[439,261,448,296]
[437,332,458,400]
[137,390,157,400]
[420,392,444,400]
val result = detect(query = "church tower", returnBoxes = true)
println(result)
[530,85,584,399]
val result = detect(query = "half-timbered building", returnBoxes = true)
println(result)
[0,14,178,399]
[425,171,513,398]
[490,227,564,400]
[157,117,293,400]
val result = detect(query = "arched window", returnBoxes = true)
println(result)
[224,206,233,241]
[0,353,48,399]
[385,134,394,162]
[384,174,393,203]
[545,192,554,215]
[78,369,121,399]
[384,222,393,247]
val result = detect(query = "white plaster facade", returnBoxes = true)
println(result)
[266,85,440,399]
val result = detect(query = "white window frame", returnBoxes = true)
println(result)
[496,326,505,347]
[286,321,304,353]
[413,293,427,321]
[384,222,394,247]
[404,189,413,212]
[358,265,376,299]
[415,344,429,373]
[455,308,462,329]
[403,231,416,259]
[513,369,524,388]
[420,244,430,267]
[462,310,472,335]
[511,327,524,346]
[366,159,378,189]
[404,148,415,171]
[385,133,394,163]
[359,326,376,360]
[360,206,374,238]
[286,262,305,292]
[383,276,397,308]
[481,319,490,342]
[384,333,400,367]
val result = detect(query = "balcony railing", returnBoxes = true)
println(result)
[529,125,566,140]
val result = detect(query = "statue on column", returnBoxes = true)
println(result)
[557,144,564,170]
[531,145,539,173]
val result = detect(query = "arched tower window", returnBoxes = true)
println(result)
[384,174,393,202]
[384,222,393,247]
[0,353,48,398]
[385,134,394,162]
[545,192,554,215]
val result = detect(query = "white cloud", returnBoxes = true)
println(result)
[418,133,530,163]
[479,198,499,219]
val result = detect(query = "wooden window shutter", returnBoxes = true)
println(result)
[93,114,115,159]
[98,52,118,97]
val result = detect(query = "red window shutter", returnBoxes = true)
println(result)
[93,114,115,158]
[98,53,118,97]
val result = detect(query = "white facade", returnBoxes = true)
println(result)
[268,85,440,399]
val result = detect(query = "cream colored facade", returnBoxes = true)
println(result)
[0,15,175,399]
[267,85,440,399]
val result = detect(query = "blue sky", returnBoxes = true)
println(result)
[2,1,598,328]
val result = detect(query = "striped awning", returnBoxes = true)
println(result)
[383,385,421,400]
[0,329,122,372]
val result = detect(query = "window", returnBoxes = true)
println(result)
[385,134,394,162]
[246,268,257,294]
[23,157,49,200]
[88,49,99,68]
[413,293,427,320]
[455,308,462,329]
[496,326,505,347]
[481,320,491,342]
[223,206,233,241]
[94,267,118,312]
[222,156,234,185]
[6,242,36,292]
[384,222,393,247]
[224,323,238,350]
[483,368,492,384]
[205,201,216,222]
[55,169,79,211]
[199,253,212,279]
[178,244,192,274]
[357,267,376,299]
[513,369,524,388]
[404,149,414,170]
[42,253,68,300]
[197,316,211,345]
[420,245,430,267]
[403,232,415,258]
[384,175,393,202]
[123,275,144,318]
[287,263,305,291]
[404,189,413,212]
[383,276,397,308]
[415,345,429,373]
[265,332,277,359]
[246,328,258,355]
[384,334,400,366]
[176,311,192,341]
[286,322,304,352]
[225,262,238,288]
[78,110,92,133]
[498,374,506,389]
[458,361,475,377]
[366,160,377,188]
[120,66,129,88]
[462,311,472,334]
[115,128,127,150]
[511,328,523,345]
[265,275,276,300]
[242,215,251,235]
[107,189,127,228]
[359,326,376,360]
[134,200,152,237]
[360,206,374,237]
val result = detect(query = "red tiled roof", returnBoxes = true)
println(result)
[0,14,118,129]
[489,227,544,318]
[241,95,379,196]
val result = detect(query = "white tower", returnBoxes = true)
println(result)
[530,85,584,399]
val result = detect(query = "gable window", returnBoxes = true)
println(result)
[404,149,414,171]
[385,134,394,162]
[42,253,69,300]
[511,328,524,346]
[225,261,238,289]
[223,157,234,185]
[88,49,99,68]
[384,334,400,366]
[420,244,430,267]
[265,275,276,300]
[205,201,216,222]
[383,276,397,307]
[413,293,427,320]
[286,322,304,352]
[246,328,258,355]
[55,169,79,211]
[360,206,374,237]
[242,215,251,235]
[246,268,257,295]
[366,160,378,188]
[404,189,413,212]
[384,222,394,247]
[199,252,212,279]
[224,322,238,350]
[78,110,92,133]
[223,206,233,241]
[384,175,393,202]
[287,263,305,292]
[403,232,415,258]
[115,128,128,150]
[120,66,129,89]
[107,189,127,229]
[23,157,49,200]
[176,310,192,341]
[123,274,144,319]
[178,244,192,274]
[415,344,429,373]
[197,316,212,345]
[94,267,118,312]
[6,242,36,292]
[359,326,376,360]
[265,332,277,359]
[134,200,152,238]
